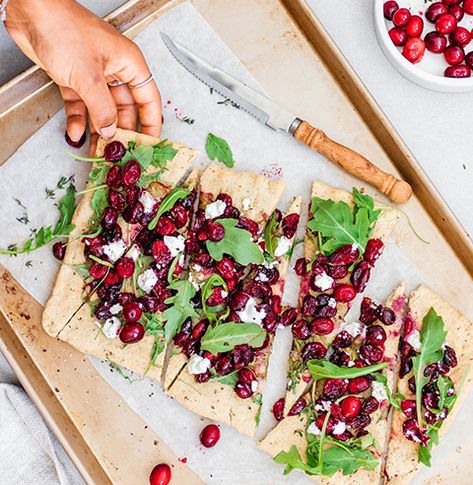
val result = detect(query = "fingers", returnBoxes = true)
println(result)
[60,86,87,142]
[110,84,138,131]
[74,74,118,140]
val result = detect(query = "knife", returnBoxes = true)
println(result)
[161,33,412,204]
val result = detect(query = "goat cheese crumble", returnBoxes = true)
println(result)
[187,354,211,375]
[205,200,226,219]
[242,197,253,211]
[274,236,292,257]
[406,329,421,351]
[102,239,127,263]
[371,380,388,402]
[110,303,123,315]
[340,321,366,338]
[137,268,158,293]
[163,234,185,257]
[313,272,334,291]
[237,297,266,326]
[307,422,321,436]
[128,244,141,261]
[332,421,346,435]
[139,191,156,213]
[97,317,121,339]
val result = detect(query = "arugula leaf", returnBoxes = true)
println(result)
[374,374,403,411]
[352,188,382,224]
[307,359,388,381]
[90,187,108,219]
[138,172,162,187]
[143,313,165,372]
[321,444,378,476]
[162,280,199,342]
[201,273,228,323]
[152,140,178,166]
[209,369,239,386]
[264,211,279,260]
[88,165,108,185]
[200,322,266,354]
[148,187,190,230]
[412,308,447,429]
[274,446,317,475]
[0,185,76,255]
[121,140,177,172]
[206,218,264,265]
[205,133,235,167]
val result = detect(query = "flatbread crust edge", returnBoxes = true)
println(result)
[385,285,473,484]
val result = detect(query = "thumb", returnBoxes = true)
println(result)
[76,75,117,140]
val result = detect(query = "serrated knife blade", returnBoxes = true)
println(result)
[160,32,412,204]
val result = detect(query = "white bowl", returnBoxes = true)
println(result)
[374,0,473,92]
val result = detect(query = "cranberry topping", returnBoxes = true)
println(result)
[125,185,141,205]
[323,378,348,400]
[122,160,141,186]
[123,201,144,224]
[206,287,227,307]
[402,419,426,445]
[94,301,112,321]
[426,2,448,23]
[329,244,359,266]
[383,1,399,21]
[214,355,234,375]
[287,397,307,416]
[119,322,144,343]
[116,257,135,278]
[263,312,278,333]
[366,325,387,347]
[348,376,370,394]
[327,264,349,279]
[52,241,66,260]
[224,205,240,219]
[169,204,188,229]
[122,301,142,323]
[118,292,134,306]
[315,414,335,434]
[280,307,297,327]
[238,216,259,236]
[138,295,160,313]
[271,295,282,314]
[199,424,220,448]
[311,318,335,336]
[149,463,171,485]
[425,31,447,53]
[216,193,232,206]
[235,381,254,399]
[341,396,361,419]
[206,222,224,242]
[103,141,126,162]
[400,399,417,418]
[232,345,255,369]
[408,376,416,393]
[256,265,279,285]
[272,397,285,421]
[361,396,379,415]
[89,262,108,279]
[215,257,236,280]
[294,258,307,276]
[108,189,125,212]
[329,349,350,367]
[65,130,86,148]
[151,240,171,267]
[443,345,458,368]
[228,290,250,311]
[360,343,384,364]
[292,319,311,340]
[350,261,371,292]
[106,164,122,188]
[155,216,176,236]
[332,330,354,349]
[363,239,384,266]
[347,414,371,430]
[195,371,211,383]
[359,297,378,324]
[301,342,327,361]
[281,213,299,239]
[247,281,272,299]
[333,284,357,303]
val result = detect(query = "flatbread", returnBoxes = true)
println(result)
[285,180,400,411]
[384,285,473,484]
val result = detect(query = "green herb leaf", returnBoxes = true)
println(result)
[320,444,378,476]
[205,133,235,167]
[307,359,388,381]
[374,374,403,411]
[200,322,266,354]
[148,187,190,230]
[90,187,109,218]
[143,313,165,372]
[209,369,239,386]
[162,280,199,342]
[138,172,162,187]
[274,446,317,475]
[201,273,228,323]
[264,211,279,260]
[352,188,382,224]
[152,140,178,166]
[206,218,264,265]
[88,165,108,185]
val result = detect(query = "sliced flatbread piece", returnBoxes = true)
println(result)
[384,285,473,484]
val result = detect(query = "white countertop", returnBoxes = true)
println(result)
[308,0,473,237]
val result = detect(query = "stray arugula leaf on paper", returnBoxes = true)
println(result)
[205,133,235,167]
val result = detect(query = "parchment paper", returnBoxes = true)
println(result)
[0,3,470,484]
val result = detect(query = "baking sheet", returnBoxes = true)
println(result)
[0,2,471,483]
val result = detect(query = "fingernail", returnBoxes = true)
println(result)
[100,122,116,140]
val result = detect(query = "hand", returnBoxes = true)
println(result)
[5,0,162,154]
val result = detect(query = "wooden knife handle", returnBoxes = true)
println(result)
[293,120,412,204]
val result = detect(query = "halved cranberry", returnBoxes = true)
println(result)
[360,343,384,364]
[323,378,348,400]
[215,257,236,280]
[280,307,297,327]
[288,397,307,416]
[426,2,448,23]
[359,297,378,324]
[383,1,398,21]
[155,216,176,236]
[351,261,371,292]
[348,376,370,394]
[400,399,416,418]
[341,396,361,419]
[169,204,188,229]
[333,330,354,349]
[192,321,208,340]
[235,381,254,399]
[149,463,171,485]
[329,244,359,266]
[329,349,350,366]
[94,301,112,321]
[123,301,142,323]
[366,325,387,347]
[108,190,125,212]
[291,319,311,340]
[199,424,220,448]
[207,222,225,242]
[119,322,144,343]
[327,264,349,279]
[228,290,250,311]
[206,287,227,307]
[106,165,122,188]
[311,318,334,336]
[272,397,285,421]
[314,304,337,319]
[402,419,426,445]
[89,262,108,279]
[443,345,457,368]
[363,239,384,266]
[116,257,135,279]
[103,140,126,162]
[152,240,172,266]
[347,414,371,430]
[122,160,141,186]
[302,341,327,361]
[138,295,160,313]
[294,258,307,276]
[123,201,144,224]
[52,241,66,260]
[281,213,299,239]
[193,252,212,268]
[125,185,141,205]
[361,396,379,415]
[238,216,259,237]
[214,355,234,375]
[333,284,356,303]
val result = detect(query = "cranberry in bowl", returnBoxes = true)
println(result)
[375,0,473,91]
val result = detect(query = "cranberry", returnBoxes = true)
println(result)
[406,15,423,38]
[256,265,279,285]
[466,52,473,69]
[125,185,141,205]
[422,390,440,409]
[217,193,232,206]
[323,378,348,400]
[215,257,236,280]
[444,45,465,65]
[425,31,447,53]
[329,349,350,366]
[155,216,176,236]
[360,343,384,364]
[206,287,226,307]
[224,205,240,219]
[122,301,142,323]
[121,160,141,186]
[450,27,471,48]
[302,295,321,317]
[94,301,112,321]
[65,130,86,148]
[205,222,224,242]
[138,295,159,313]
[363,239,384,266]
[327,264,348,279]
[169,204,188,229]
[118,292,134,306]
[403,37,426,64]
[449,5,464,22]
[272,397,285,421]
[311,318,335,336]
[107,189,125,212]
[281,213,299,238]
[333,330,354,349]
[100,207,117,229]
[350,261,371,292]
[236,368,255,385]
[464,0,473,15]
[215,355,233,375]
[151,240,171,267]
[193,252,213,268]
[238,216,259,237]
[228,290,250,311]
[247,281,272,299]
[89,262,108,279]
[383,1,398,20]
[294,258,307,276]
[366,325,387,347]
[341,396,361,419]
[329,244,359,266]
[443,0,461,5]
[52,241,66,260]
[380,307,396,326]
[292,319,311,340]
[270,295,282,315]
[104,141,126,162]
[408,376,416,393]
[400,399,416,418]
[195,371,211,383]
[314,304,337,320]
[105,165,121,188]
[199,424,220,448]
[123,201,144,224]
[233,344,254,368]
[288,397,307,416]
[392,8,411,28]
[361,396,379,415]
[301,342,327,361]
[235,381,254,399]
[436,14,457,35]
[149,463,171,485]
[443,345,458,368]
[119,322,144,343]
[359,297,378,324]
[402,419,426,445]
[190,321,207,340]
[347,414,371,430]
[116,257,135,279]
[348,376,370,394]
[426,2,448,23]
[315,414,335,434]
[280,307,297,327]
[333,284,356,303]
[445,64,471,77]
